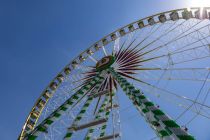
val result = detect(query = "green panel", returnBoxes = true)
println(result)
[120,82,124,85]
[123,87,127,91]
[144,102,154,107]
[142,108,149,113]
[78,90,84,94]
[128,91,133,95]
[37,126,47,132]
[121,79,126,82]
[125,83,130,86]
[65,133,73,138]
[139,95,146,99]
[159,130,170,137]
[163,120,179,128]
[105,112,110,116]
[86,137,91,140]
[67,100,74,105]
[28,135,37,140]
[165,127,172,134]
[72,95,79,100]
[101,125,106,129]
[110,92,115,96]
[84,103,90,107]
[133,90,140,94]
[45,119,53,125]
[89,129,94,133]
[152,109,165,116]
[100,132,105,136]
[60,106,68,111]
[177,135,195,140]
[54,113,61,118]
[154,115,160,121]
[84,86,89,90]
[80,109,86,113]
[128,85,135,90]
[76,116,82,121]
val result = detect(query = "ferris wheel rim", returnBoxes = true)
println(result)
[19,7,210,140]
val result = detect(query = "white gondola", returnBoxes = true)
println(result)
[158,14,167,23]
[128,24,135,32]
[182,10,193,20]
[64,67,71,75]
[49,82,57,91]
[79,55,86,62]
[119,29,126,36]
[37,99,46,109]
[94,44,101,51]
[27,119,35,129]
[72,60,78,68]
[111,33,117,41]
[138,21,144,28]
[57,74,64,83]
[87,49,94,55]
[170,11,179,21]
[102,38,108,46]
[43,90,51,100]
[148,17,155,25]
[31,110,39,119]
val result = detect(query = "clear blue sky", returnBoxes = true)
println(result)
[0,0,209,139]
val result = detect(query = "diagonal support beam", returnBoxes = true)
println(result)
[85,91,115,140]
[85,93,111,140]
[64,77,105,140]
[25,76,104,140]
[109,68,195,140]
[98,93,115,138]
[64,96,95,139]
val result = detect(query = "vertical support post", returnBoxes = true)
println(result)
[110,68,195,140]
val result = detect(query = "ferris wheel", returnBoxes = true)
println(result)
[19,7,210,140]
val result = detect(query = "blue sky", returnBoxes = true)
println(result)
[0,0,210,139]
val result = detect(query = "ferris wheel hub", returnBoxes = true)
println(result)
[96,55,115,71]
